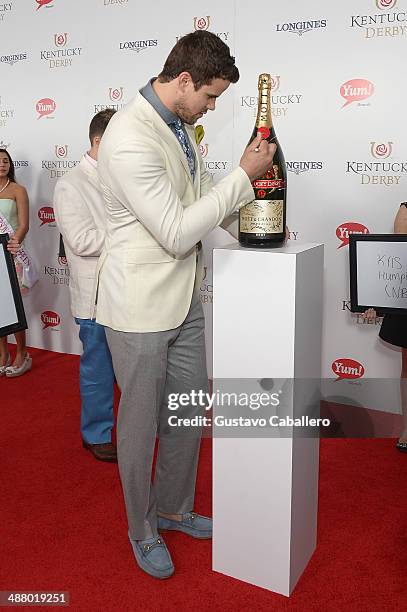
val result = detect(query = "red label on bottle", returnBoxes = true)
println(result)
[253,179,285,189]
[257,127,270,139]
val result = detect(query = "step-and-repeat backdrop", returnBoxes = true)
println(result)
[1,0,406,413]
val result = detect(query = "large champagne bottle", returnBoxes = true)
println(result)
[239,73,287,248]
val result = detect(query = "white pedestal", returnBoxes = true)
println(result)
[212,242,324,597]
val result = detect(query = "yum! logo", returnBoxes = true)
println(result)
[36,0,54,9]
[38,206,55,226]
[370,142,393,159]
[336,222,370,249]
[194,16,210,30]
[36,98,56,119]
[332,358,365,381]
[376,0,397,9]
[41,310,61,329]
[340,79,374,108]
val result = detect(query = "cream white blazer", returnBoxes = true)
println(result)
[53,156,106,319]
[95,93,254,333]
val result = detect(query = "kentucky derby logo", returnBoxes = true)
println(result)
[54,33,68,47]
[199,143,208,158]
[0,140,10,149]
[270,76,280,93]
[36,0,54,10]
[55,145,68,159]
[376,0,397,9]
[109,87,123,102]
[194,16,210,31]
[58,255,68,266]
[370,142,393,159]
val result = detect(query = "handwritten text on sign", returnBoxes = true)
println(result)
[356,241,407,309]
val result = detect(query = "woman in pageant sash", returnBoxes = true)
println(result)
[0,148,34,377]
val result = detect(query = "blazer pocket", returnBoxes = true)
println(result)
[126,247,175,265]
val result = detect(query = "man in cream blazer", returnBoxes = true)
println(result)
[54,109,117,463]
[96,31,276,578]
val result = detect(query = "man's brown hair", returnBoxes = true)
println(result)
[158,30,239,89]
[89,108,116,143]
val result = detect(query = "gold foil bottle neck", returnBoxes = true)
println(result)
[258,73,272,90]
[256,73,272,129]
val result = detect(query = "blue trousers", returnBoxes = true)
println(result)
[75,318,115,444]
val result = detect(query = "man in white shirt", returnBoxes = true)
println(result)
[54,109,117,462]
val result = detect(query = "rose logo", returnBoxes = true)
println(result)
[54,33,68,47]
[109,87,123,102]
[199,144,208,158]
[370,142,392,159]
[194,16,210,31]
[270,76,280,93]
[376,0,397,9]
[55,145,68,159]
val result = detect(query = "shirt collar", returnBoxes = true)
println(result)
[139,78,179,126]
[85,152,97,168]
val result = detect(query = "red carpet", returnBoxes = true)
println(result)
[1,347,406,611]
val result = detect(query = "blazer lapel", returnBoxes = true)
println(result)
[135,94,194,183]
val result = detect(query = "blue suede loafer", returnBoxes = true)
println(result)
[157,512,212,539]
[128,533,174,579]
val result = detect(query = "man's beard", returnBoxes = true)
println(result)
[173,100,200,125]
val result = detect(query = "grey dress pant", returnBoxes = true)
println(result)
[105,291,208,541]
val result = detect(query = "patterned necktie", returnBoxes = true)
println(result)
[171,118,195,179]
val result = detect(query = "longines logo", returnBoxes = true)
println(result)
[103,0,128,5]
[94,87,126,113]
[0,2,13,22]
[240,77,303,119]
[36,0,54,10]
[342,299,383,324]
[276,18,327,35]
[0,95,14,127]
[286,161,323,174]
[119,39,158,52]
[177,16,230,42]
[36,98,56,119]
[42,146,79,179]
[340,79,374,108]
[0,142,28,168]
[346,142,407,186]
[0,52,27,65]
[40,33,82,69]
[350,0,406,38]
